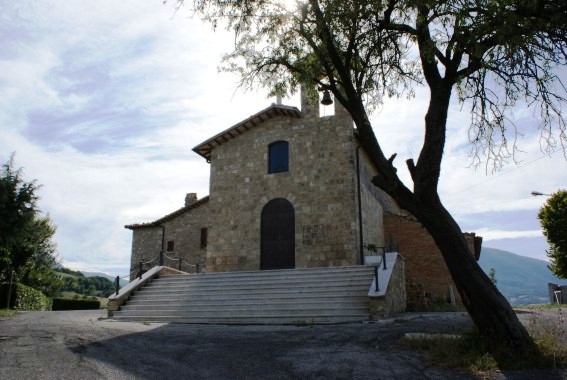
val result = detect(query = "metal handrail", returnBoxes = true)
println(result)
[375,265,379,292]
[373,252,388,292]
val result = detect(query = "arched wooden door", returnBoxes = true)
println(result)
[261,198,295,270]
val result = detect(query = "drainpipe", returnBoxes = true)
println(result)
[356,145,364,265]
[159,225,165,266]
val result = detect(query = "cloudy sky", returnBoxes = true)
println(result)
[1,1,565,277]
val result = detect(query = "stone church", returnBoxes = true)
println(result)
[126,90,481,307]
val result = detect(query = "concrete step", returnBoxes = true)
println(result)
[114,306,369,317]
[155,265,372,281]
[125,295,369,306]
[154,269,374,280]
[123,299,367,310]
[115,265,375,324]
[137,277,372,289]
[111,314,369,324]
[135,279,372,294]
[130,286,370,300]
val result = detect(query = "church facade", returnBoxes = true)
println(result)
[126,90,481,307]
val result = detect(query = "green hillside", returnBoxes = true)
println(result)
[82,271,129,288]
[478,247,564,306]
[54,267,117,298]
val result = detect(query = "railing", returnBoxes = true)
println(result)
[362,244,388,291]
[371,248,388,292]
[113,268,138,296]
[113,251,202,296]
[163,252,201,274]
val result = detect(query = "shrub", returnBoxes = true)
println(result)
[51,298,100,310]
[0,282,52,311]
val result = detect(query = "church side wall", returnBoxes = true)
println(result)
[129,227,161,280]
[129,202,211,278]
[161,202,211,272]
[354,146,385,261]
[207,108,358,272]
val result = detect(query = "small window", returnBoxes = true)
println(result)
[268,141,289,174]
[166,240,174,252]
[200,227,208,249]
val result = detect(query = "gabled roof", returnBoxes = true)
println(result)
[124,196,209,230]
[192,104,301,161]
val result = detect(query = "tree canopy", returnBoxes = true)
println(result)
[0,155,62,296]
[189,0,566,167]
[179,0,566,354]
[538,189,567,279]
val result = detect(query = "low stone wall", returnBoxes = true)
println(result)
[369,254,406,318]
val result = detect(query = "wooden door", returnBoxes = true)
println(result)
[261,198,295,270]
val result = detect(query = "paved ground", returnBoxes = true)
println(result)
[0,310,565,379]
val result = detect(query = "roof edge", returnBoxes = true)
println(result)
[192,104,301,160]
[125,196,210,230]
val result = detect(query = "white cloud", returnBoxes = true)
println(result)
[475,228,544,241]
[0,0,279,276]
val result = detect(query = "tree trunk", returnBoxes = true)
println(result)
[414,200,534,351]
[354,84,535,353]
[393,86,534,351]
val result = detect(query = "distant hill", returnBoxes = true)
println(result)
[82,271,129,288]
[54,267,117,298]
[478,247,564,306]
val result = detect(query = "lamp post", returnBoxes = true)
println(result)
[531,191,552,197]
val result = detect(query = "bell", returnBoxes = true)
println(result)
[321,89,333,105]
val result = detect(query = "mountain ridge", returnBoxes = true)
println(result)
[478,247,563,305]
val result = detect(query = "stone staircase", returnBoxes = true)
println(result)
[112,265,375,324]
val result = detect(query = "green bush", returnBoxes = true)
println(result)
[0,282,52,311]
[52,298,100,310]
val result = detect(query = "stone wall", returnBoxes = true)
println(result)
[129,227,161,280]
[129,200,211,278]
[369,254,407,317]
[161,201,210,272]
[354,145,386,262]
[206,91,360,272]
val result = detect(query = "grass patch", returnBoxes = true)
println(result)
[400,329,567,375]
[516,303,565,310]
[54,292,108,309]
[400,331,498,373]
[0,309,16,317]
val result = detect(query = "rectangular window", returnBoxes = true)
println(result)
[200,227,208,249]
[268,141,289,174]
[166,240,174,252]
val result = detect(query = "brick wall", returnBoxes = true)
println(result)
[383,212,462,307]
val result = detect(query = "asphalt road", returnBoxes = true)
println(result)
[0,310,565,379]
